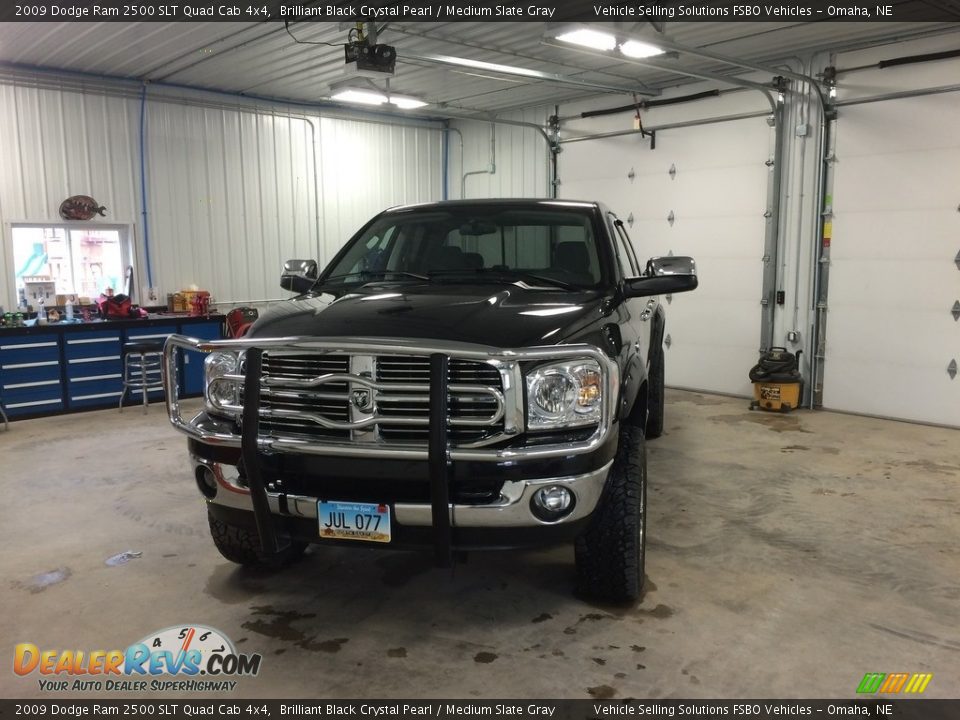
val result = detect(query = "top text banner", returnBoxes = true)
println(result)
[3,0,960,22]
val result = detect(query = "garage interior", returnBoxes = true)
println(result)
[1,19,959,699]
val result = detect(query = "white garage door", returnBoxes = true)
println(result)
[559,118,772,396]
[824,94,960,427]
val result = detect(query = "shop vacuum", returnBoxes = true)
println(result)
[748,347,803,413]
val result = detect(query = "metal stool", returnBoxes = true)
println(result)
[119,340,164,413]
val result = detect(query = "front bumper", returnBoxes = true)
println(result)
[195,454,612,531]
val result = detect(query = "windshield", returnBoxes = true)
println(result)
[320,207,604,289]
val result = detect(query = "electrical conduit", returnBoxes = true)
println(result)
[461,122,496,198]
[138,83,154,290]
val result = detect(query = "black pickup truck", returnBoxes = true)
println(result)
[163,199,697,601]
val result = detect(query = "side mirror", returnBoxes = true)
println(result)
[623,256,698,298]
[280,259,318,294]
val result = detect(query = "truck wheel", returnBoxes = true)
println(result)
[575,424,647,602]
[208,510,307,569]
[645,342,665,439]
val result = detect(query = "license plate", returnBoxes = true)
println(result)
[318,501,391,543]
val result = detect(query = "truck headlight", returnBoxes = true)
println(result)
[526,360,603,429]
[204,351,242,414]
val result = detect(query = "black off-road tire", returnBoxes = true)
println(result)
[575,424,647,602]
[208,510,307,569]
[645,342,665,439]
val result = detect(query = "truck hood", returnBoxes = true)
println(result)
[248,282,610,348]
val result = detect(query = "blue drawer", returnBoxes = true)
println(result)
[0,334,60,350]
[2,384,63,405]
[0,336,61,365]
[69,388,125,409]
[125,325,178,343]
[67,357,123,381]
[2,381,64,416]
[4,395,64,416]
[0,361,62,386]
[1,375,62,394]
[64,331,122,360]
[68,370,123,391]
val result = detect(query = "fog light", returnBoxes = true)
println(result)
[530,485,575,522]
[195,466,218,499]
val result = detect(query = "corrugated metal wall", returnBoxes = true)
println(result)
[144,103,318,304]
[0,84,140,309]
[317,116,443,257]
[449,107,552,199]
[0,79,444,309]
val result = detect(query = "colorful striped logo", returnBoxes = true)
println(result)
[857,672,933,694]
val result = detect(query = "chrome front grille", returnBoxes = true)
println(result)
[260,354,351,441]
[258,352,506,446]
[376,356,503,443]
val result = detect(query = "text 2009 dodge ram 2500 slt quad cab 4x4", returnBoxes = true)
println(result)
[163,199,697,601]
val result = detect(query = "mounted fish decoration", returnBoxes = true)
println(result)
[59,195,107,221]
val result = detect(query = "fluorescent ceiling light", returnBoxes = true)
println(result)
[390,95,428,109]
[428,54,542,79]
[331,89,387,105]
[331,88,428,109]
[555,28,617,51]
[619,40,665,59]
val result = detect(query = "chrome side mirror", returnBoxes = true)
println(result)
[623,256,698,298]
[280,259,318,294]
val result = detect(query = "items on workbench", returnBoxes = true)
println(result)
[167,289,212,315]
[97,290,147,320]
[23,279,56,308]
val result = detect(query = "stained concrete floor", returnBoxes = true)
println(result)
[1,389,958,700]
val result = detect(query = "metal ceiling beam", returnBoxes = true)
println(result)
[615,31,827,106]
[399,52,659,97]
[539,40,777,110]
[139,24,267,80]
[386,25,654,90]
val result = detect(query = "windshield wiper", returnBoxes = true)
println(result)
[317,270,430,287]
[428,268,577,290]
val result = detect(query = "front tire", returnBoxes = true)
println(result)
[575,424,647,602]
[208,509,307,569]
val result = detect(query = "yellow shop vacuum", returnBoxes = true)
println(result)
[749,347,803,413]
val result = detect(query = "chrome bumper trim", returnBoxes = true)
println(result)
[195,457,612,528]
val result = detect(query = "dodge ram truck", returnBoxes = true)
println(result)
[163,199,697,601]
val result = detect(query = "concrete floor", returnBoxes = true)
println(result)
[2,389,958,699]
